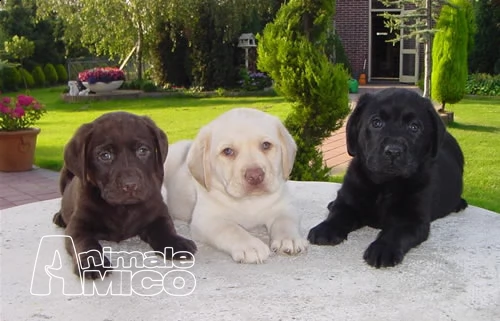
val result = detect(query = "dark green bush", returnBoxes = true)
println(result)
[19,68,35,88]
[141,81,157,92]
[1,67,22,91]
[122,79,143,90]
[43,63,59,85]
[465,73,500,96]
[55,64,68,83]
[31,66,46,87]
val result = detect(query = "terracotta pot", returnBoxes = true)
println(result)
[0,128,41,172]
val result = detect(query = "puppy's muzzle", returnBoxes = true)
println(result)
[384,144,403,163]
[244,167,265,186]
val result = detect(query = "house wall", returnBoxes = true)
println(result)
[335,0,369,78]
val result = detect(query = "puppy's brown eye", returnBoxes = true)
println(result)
[408,122,420,133]
[98,151,113,162]
[222,147,234,156]
[261,141,272,150]
[137,146,150,157]
[371,117,384,129]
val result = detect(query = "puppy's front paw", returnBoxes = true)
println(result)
[166,235,198,259]
[307,221,347,246]
[230,237,270,264]
[363,240,404,268]
[76,254,113,279]
[270,237,308,255]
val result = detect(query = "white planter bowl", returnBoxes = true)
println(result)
[82,80,124,93]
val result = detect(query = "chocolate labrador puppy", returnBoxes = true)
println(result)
[308,88,467,268]
[53,111,197,279]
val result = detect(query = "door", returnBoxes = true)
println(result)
[399,29,419,83]
[371,12,400,79]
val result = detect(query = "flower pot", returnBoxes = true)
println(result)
[0,128,41,172]
[82,80,124,93]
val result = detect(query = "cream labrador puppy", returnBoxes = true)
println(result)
[163,108,308,263]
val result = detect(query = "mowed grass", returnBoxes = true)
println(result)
[29,87,291,170]
[15,87,500,213]
[446,97,500,213]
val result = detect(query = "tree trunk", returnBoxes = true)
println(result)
[422,0,433,98]
[136,21,144,81]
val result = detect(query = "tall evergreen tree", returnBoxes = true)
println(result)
[431,0,473,111]
[258,0,350,181]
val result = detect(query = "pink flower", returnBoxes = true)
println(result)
[33,102,42,110]
[0,104,9,114]
[1,97,11,105]
[12,106,25,118]
[17,95,34,107]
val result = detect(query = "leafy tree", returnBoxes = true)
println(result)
[4,35,35,67]
[0,0,66,69]
[150,0,279,89]
[380,0,446,98]
[469,0,500,74]
[258,0,350,181]
[431,0,473,111]
[36,0,173,80]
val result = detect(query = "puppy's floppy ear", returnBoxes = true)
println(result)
[346,93,371,157]
[141,116,169,180]
[425,99,446,158]
[276,119,297,180]
[187,126,212,191]
[63,122,94,183]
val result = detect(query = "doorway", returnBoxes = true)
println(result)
[370,12,400,79]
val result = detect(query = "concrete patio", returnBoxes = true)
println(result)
[1,181,499,321]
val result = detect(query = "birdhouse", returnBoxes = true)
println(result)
[238,33,257,48]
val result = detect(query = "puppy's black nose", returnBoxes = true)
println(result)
[245,167,265,185]
[384,145,403,160]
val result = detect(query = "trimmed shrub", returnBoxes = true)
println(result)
[19,68,35,88]
[31,65,46,87]
[431,0,473,111]
[1,67,22,91]
[43,63,59,85]
[55,64,68,83]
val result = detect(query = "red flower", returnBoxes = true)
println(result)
[1,97,11,105]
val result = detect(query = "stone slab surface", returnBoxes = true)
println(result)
[1,181,499,321]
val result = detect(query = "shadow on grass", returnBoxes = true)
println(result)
[448,122,499,133]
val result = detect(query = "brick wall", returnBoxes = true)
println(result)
[335,0,370,78]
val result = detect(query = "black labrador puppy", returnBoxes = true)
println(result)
[53,111,197,278]
[308,88,467,268]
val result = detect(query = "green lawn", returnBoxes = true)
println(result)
[30,87,291,170]
[447,97,500,213]
[16,87,500,213]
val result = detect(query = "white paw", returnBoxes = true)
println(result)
[270,236,309,255]
[230,237,271,264]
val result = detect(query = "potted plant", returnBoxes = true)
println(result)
[0,93,47,172]
[78,67,126,93]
